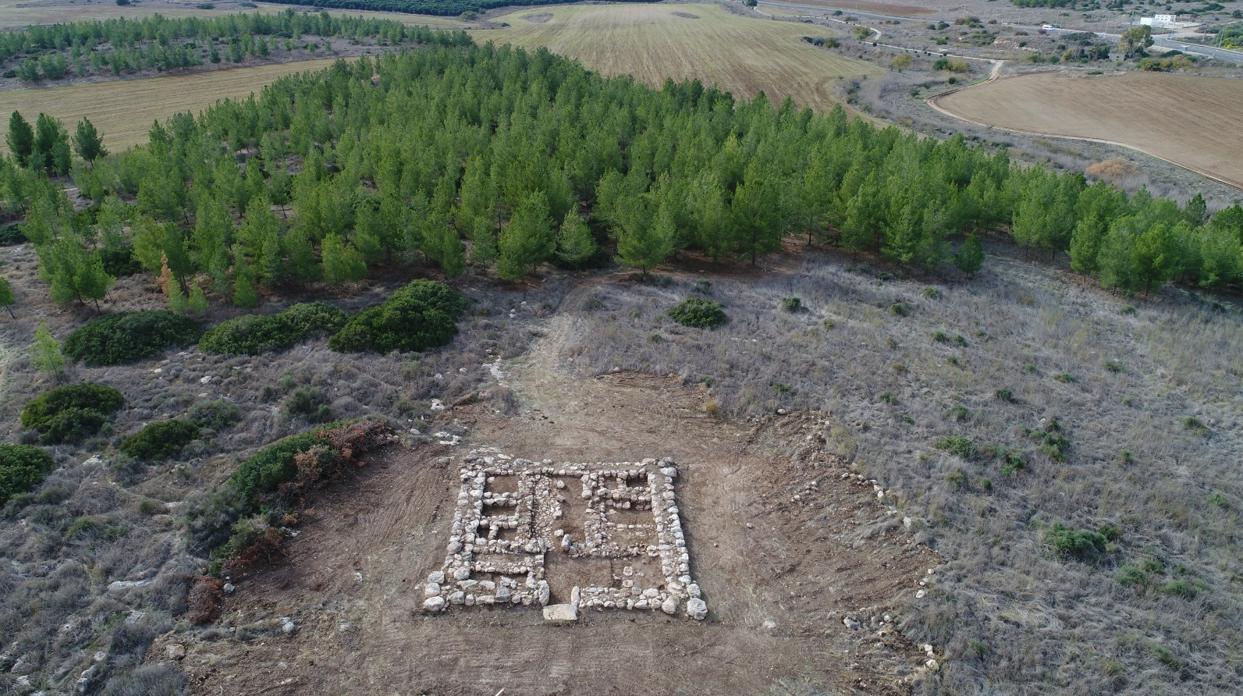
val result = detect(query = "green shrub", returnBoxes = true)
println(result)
[935,435,977,460]
[668,298,727,329]
[781,296,802,312]
[1159,578,1199,599]
[889,302,911,317]
[1182,416,1210,435]
[119,419,201,461]
[21,383,124,444]
[0,443,55,505]
[0,223,25,246]
[188,399,241,431]
[1116,564,1150,589]
[284,387,334,423]
[64,311,200,366]
[1045,522,1118,562]
[329,280,465,353]
[228,430,324,510]
[1029,418,1070,462]
[200,302,347,355]
[947,468,969,491]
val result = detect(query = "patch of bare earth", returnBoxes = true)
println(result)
[159,307,938,695]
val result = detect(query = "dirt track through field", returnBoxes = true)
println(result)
[162,283,938,695]
[472,3,880,111]
[931,71,1243,190]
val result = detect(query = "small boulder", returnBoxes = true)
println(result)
[686,598,708,620]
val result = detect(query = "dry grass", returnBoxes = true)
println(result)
[471,3,881,111]
[555,249,1243,694]
[1085,157,1141,185]
[0,59,341,153]
[933,71,1243,190]
[0,0,469,29]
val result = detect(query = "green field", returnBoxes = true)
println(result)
[472,3,880,110]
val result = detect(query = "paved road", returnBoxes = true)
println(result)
[757,0,1243,65]
[1042,26,1243,65]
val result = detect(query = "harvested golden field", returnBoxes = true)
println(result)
[933,71,1243,190]
[472,3,881,110]
[0,0,469,30]
[0,59,340,152]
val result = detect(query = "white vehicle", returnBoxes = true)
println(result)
[1041,23,1058,31]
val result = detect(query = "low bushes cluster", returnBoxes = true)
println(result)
[20,383,124,444]
[189,420,394,576]
[187,399,241,431]
[63,311,200,366]
[668,298,727,329]
[0,443,54,505]
[118,419,200,461]
[283,387,333,423]
[329,280,466,353]
[1045,522,1121,563]
[199,302,347,355]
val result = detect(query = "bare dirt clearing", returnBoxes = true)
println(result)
[932,71,1243,190]
[159,303,938,695]
[472,3,881,111]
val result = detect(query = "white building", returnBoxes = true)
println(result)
[1140,14,1180,28]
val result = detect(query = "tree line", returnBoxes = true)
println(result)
[258,0,653,18]
[0,10,469,82]
[0,42,1240,313]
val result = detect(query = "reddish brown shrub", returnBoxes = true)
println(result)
[186,576,224,624]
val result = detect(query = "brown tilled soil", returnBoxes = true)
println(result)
[158,314,939,695]
[932,71,1243,190]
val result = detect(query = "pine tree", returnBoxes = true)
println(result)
[236,195,282,284]
[191,197,234,294]
[555,210,597,266]
[423,224,465,277]
[187,283,209,315]
[7,111,33,166]
[31,321,65,378]
[321,233,367,283]
[497,192,554,280]
[351,198,386,264]
[32,113,71,176]
[282,227,320,285]
[72,117,107,163]
[616,200,674,278]
[1184,193,1207,225]
[0,275,15,318]
[1069,183,1125,274]
[231,252,260,307]
[40,234,112,306]
[955,235,984,275]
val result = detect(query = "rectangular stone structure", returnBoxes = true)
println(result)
[422,449,706,621]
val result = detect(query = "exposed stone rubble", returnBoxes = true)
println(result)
[423,449,706,621]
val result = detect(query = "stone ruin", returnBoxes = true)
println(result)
[422,449,707,622]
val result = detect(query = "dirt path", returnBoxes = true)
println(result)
[162,289,939,694]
